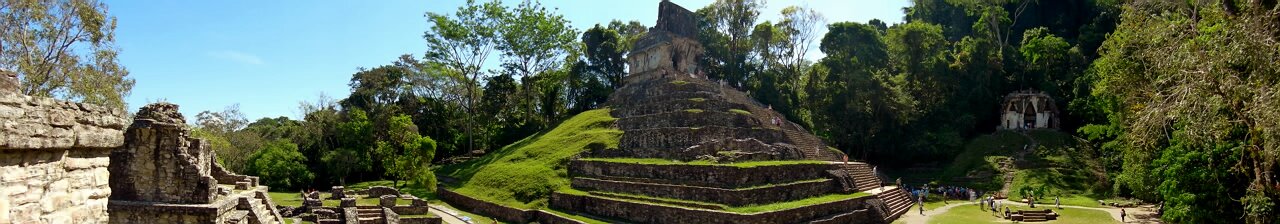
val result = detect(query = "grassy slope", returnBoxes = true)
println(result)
[942,130,1110,207]
[436,108,622,209]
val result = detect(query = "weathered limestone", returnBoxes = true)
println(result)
[0,70,16,93]
[0,91,125,224]
[107,103,285,224]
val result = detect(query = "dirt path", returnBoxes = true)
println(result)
[428,205,470,224]
[895,201,978,223]
[894,200,1161,224]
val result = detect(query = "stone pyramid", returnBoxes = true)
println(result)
[547,1,914,223]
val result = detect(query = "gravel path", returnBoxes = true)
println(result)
[428,205,471,224]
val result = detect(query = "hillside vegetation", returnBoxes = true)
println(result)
[436,108,622,209]
[940,130,1109,206]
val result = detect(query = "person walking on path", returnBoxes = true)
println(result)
[1121,208,1126,222]
[1055,196,1061,209]
[918,201,925,215]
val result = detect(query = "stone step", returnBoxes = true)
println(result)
[570,159,833,189]
[619,126,790,150]
[223,210,251,224]
[357,217,383,224]
[571,177,836,206]
[617,110,761,130]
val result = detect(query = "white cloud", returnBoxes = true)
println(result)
[207,50,265,65]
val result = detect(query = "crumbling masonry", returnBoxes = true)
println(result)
[108,103,285,224]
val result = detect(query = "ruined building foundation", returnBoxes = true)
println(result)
[108,103,285,224]
[0,92,127,223]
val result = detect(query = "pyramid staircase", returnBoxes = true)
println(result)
[226,191,285,224]
[874,187,913,222]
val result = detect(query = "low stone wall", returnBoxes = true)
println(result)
[436,187,531,222]
[107,198,238,224]
[391,206,429,215]
[569,160,832,188]
[0,92,126,224]
[400,216,442,224]
[571,177,837,206]
[549,192,880,224]
[436,187,588,224]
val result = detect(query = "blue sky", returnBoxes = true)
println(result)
[109,0,910,121]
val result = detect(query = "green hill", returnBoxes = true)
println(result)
[942,130,1110,206]
[436,108,622,209]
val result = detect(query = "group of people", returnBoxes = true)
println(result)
[904,184,979,205]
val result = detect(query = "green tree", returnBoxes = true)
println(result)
[885,21,950,125]
[698,0,764,88]
[423,0,503,155]
[323,108,374,185]
[1,0,134,109]
[245,140,314,190]
[812,22,903,159]
[581,25,625,89]
[1087,1,1280,223]
[376,114,437,188]
[1018,27,1083,99]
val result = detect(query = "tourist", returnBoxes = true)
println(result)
[942,191,948,204]
[1121,208,1126,222]
[1055,196,1061,209]
[980,196,986,210]
[919,201,925,215]
[1004,206,1011,218]
[843,155,849,164]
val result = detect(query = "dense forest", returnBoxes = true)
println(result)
[20,0,1260,223]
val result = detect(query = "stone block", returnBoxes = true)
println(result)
[365,186,401,198]
[340,198,356,207]
[379,195,397,208]
[235,181,250,190]
[329,186,346,199]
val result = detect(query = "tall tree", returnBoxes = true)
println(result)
[1086,1,1280,223]
[699,0,764,88]
[775,5,824,77]
[423,0,503,154]
[0,0,133,109]
[581,25,625,89]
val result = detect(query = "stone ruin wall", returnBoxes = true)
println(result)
[108,103,218,204]
[108,103,282,224]
[0,92,128,224]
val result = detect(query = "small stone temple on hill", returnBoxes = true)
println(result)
[998,90,1059,130]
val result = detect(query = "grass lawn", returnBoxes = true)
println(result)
[436,108,622,209]
[269,191,304,207]
[576,157,827,168]
[927,204,1117,224]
